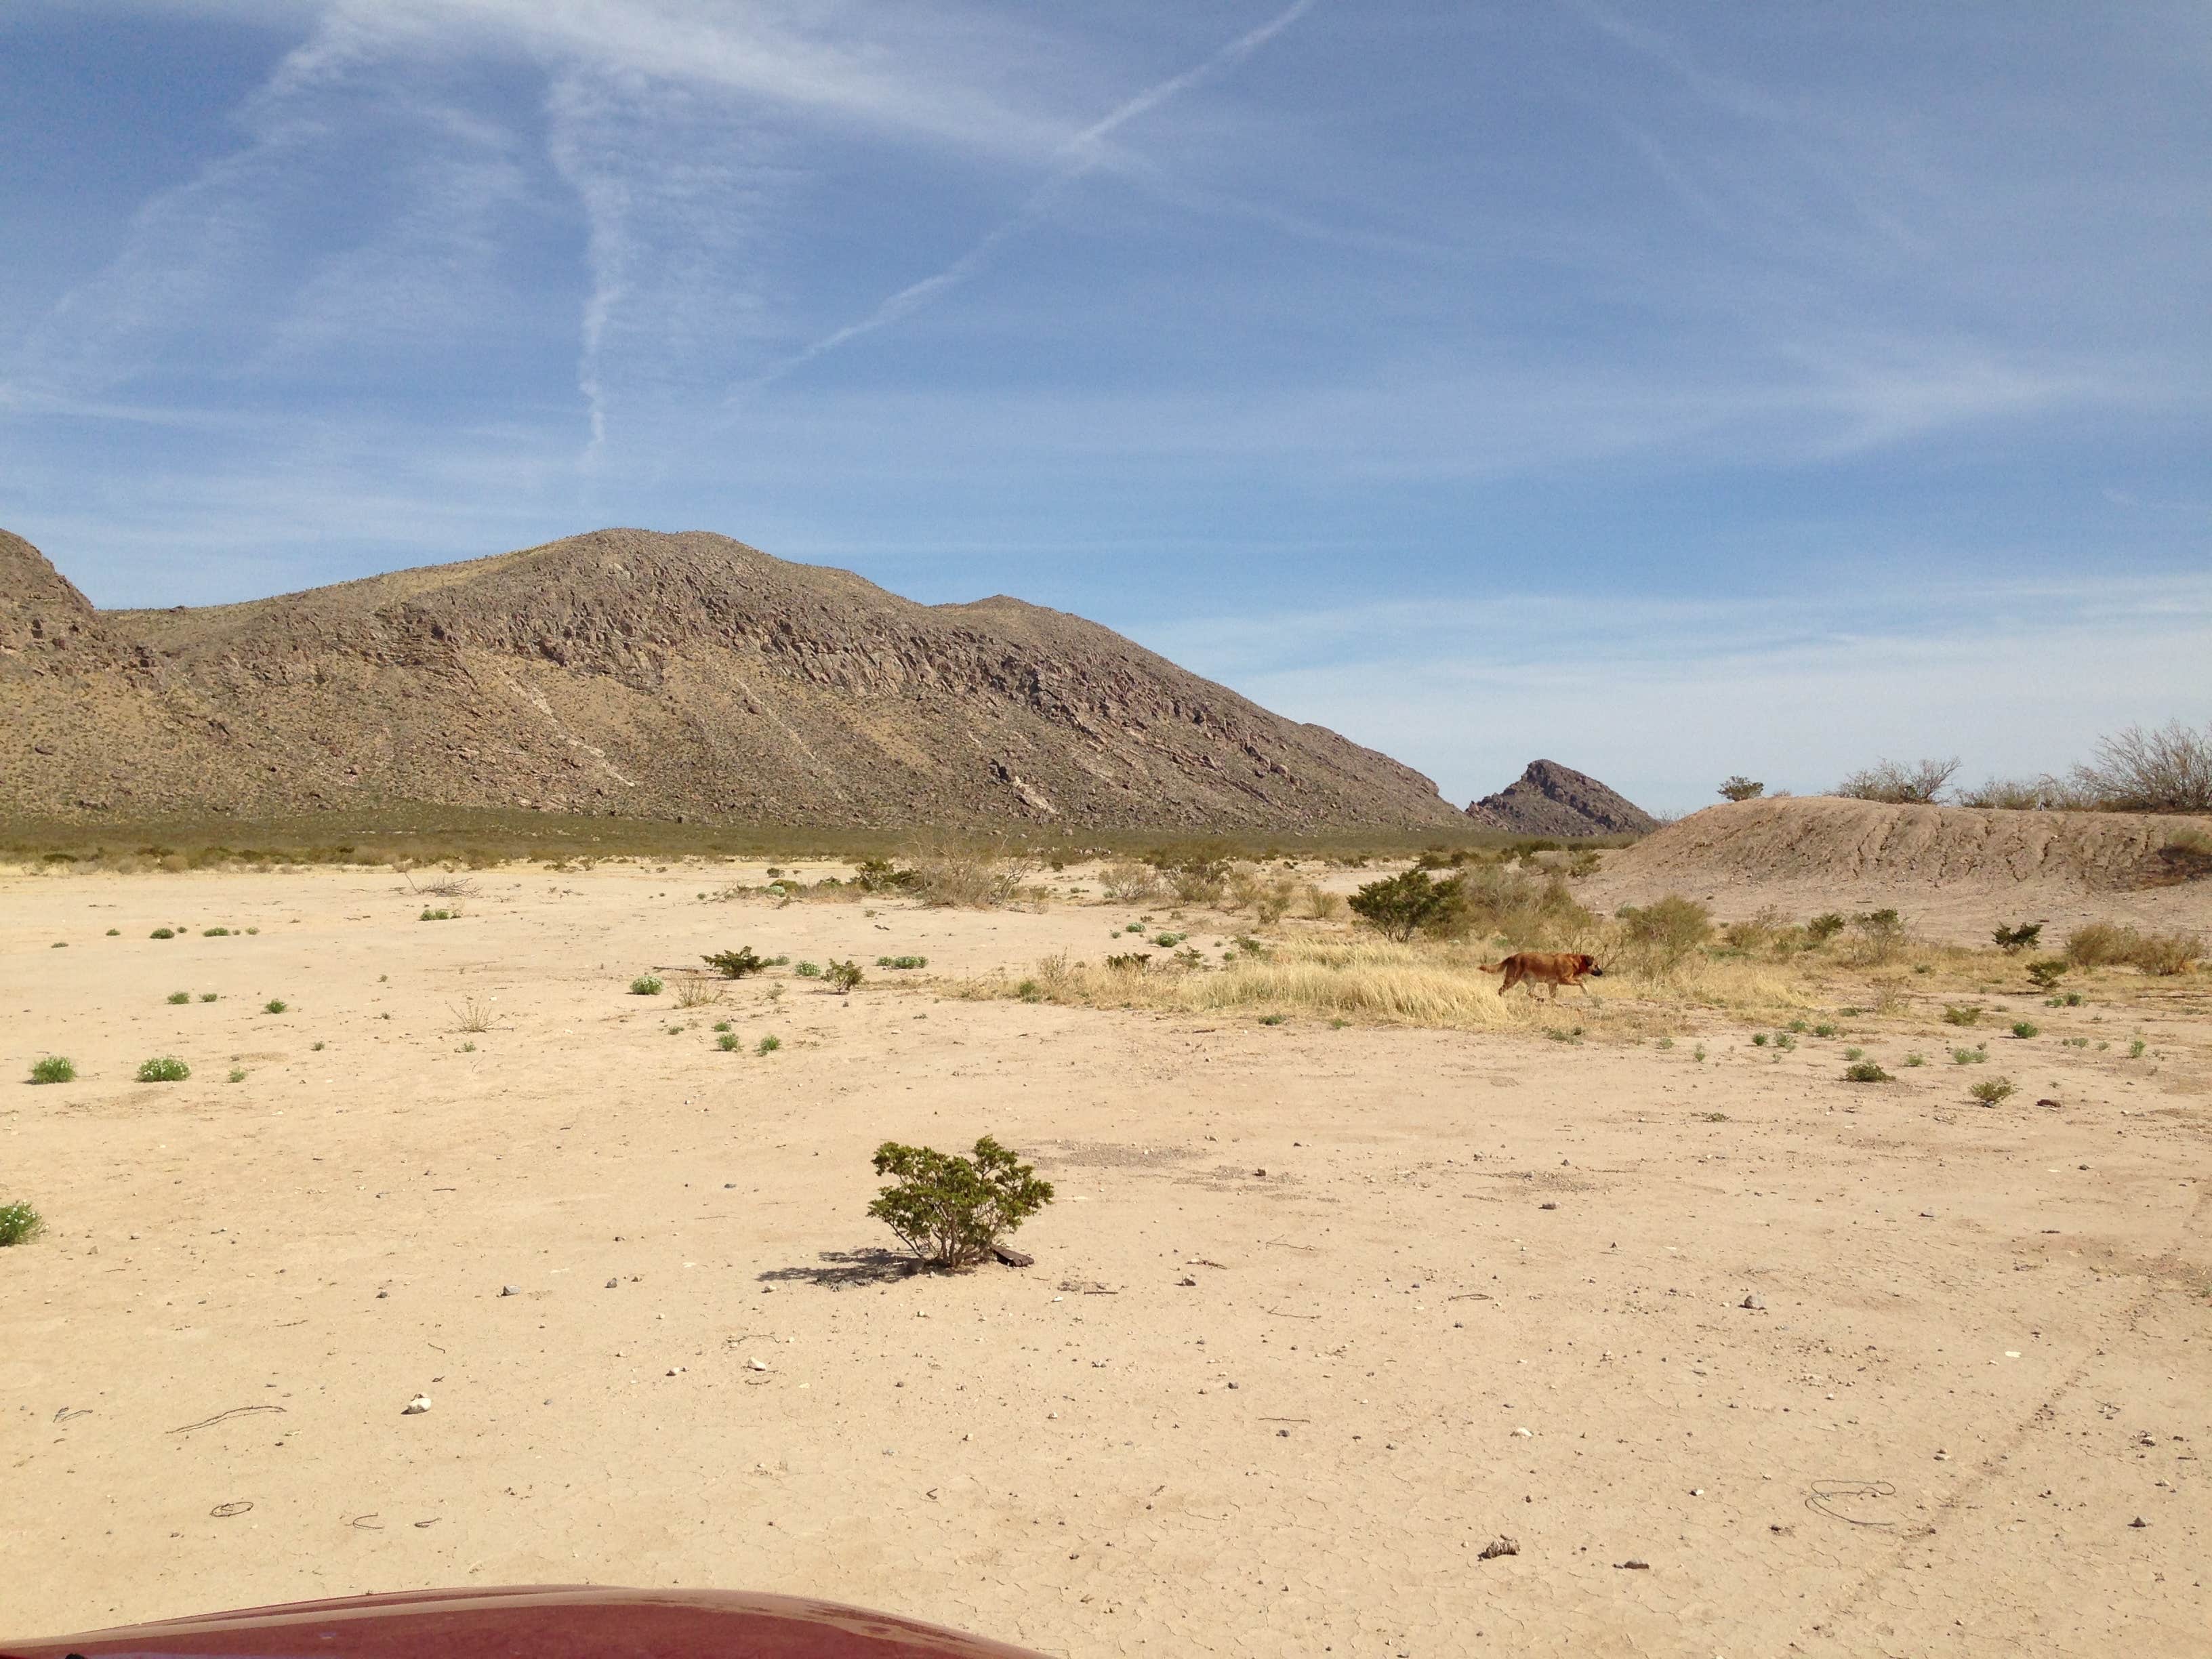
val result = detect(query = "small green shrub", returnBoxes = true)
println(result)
[418,907,456,922]
[29,1056,75,1084]
[1348,869,1466,942]
[1942,1004,1982,1027]
[203,926,230,938]
[1843,1060,1891,1082]
[150,927,174,939]
[1016,979,1043,1002]
[868,1136,1054,1270]
[1992,922,2042,954]
[794,961,822,978]
[1843,1046,1865,1061]
[0,1202,43,1248]
[629,975,664,996]
[2010,1021,2039,1039]
[105,928,119,936]
[1806,913,1847,944]
[1258,1012,1286,1026]
[1753,1033,1770,1046]
[756,1035,781,1056]
[2026,958,2068,991]
[712,1020,732,1033]
[167,991,190,1004]
[199,992,218,1003]
[1903,1052,1926,1067]
[825,960,864,994]
[1850,907,1909,964]
[1811,1022,1839,1038]
[1968,1078,2015,1106]
[717,1032,740,1052]
[2045,990,2083,1007]
[2128,1037,2146,1059]
[1786,1019,1809,1033]
[1616,895,1714,956]
[1717,775,1764,802]
[263,999,287,1015]
[876,955,928,970]
[1951,1046,1987,1065]
[702,947,767,979]
[1775,1034,1797,1052]
[226,1067,247,1084]
[136,1057,190,1083]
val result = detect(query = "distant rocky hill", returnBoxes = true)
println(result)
[1464,759,1658,837]
[1,526,1472,834]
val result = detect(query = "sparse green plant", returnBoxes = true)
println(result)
[136,1056,190,1083]
[0,1202,43,1247]
[674,976,726,1009]
[105,928,119,936]
[1942,1004,1982,1027]
[868,1135,1054,1270]
[717,1032,740,1052]
[1774,1033,1797,1052]
[2127,1037,2146,1059]
[876,955,928,970]
[1951,1046,1988,1065]
[1849,907,1909,964]
[310,1040,325,1051]
[1692,1044,1706,1063]
[825,960,863,994]
[458,1041,476,1053]
[453,998,495,1033]
[2026,958,2069,991]
[702,947,768,979]
[418,907,456,922]
[1718,775,1765,802]
[1615,895,1713,958]
[1348,869,1466,942]
[263,999,287,1015]
[2010,1021,2039,1039]
[29,1056,75,1085]
[167,991,190,1004]
[226,1067,246,1083]
[1993,922,2043,954]
[794,961,822,978]
[1843,1060,1891,1082]
[150,927,174,939]
[712,1020,732,1033]
[1786,1019,1809,1033]
[1904,1052,1926,1067]
[1805,913,1847,944]
[629,975,664,996]
[1812,1022,1839,1038]
[1843,1046,1864,1061]
[1016,979,1043,1002]
[199,992,218,1003]
[203,926,229,937]
[1258,1012,1286,1026]
[1753,1032,1770,1046]
[1968,1078,2015,1106]
[756,1035,781,1056]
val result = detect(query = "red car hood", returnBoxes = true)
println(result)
[0,1586,1048,1659]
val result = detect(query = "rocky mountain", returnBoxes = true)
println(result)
[1,526,1472,834]
[1464,759,1658,838]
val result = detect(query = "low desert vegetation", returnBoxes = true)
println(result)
[674,976,726,1009]
[629,974,663,996]
[28,1055,75,1084]
[1097,860,1164,903]
[756,1035,781,1055]
[825,960,865,994]
[876,955,928,970]
[1834,757,1959,805]
[136,1056,190,1083]
[1717,775,1765,802]
[868,1136,1054,1271]
[418,907,457,922]
[1843,1060,1891,1082]
[1992,922,2042,954]
[167,990,190,1004]
[1969,1078,2016,1107]
[263,998,288,1015]
[2152,824,2212,883]
[2064,922,2202,975]
[0,1201,44,1248]
[701,946,768,979]
[150,927,174,939]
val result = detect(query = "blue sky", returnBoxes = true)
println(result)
[2,1,2207,813]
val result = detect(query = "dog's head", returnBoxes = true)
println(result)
[1578,955,1603,977]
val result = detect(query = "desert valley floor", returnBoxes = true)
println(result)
[3,860,2207,1657]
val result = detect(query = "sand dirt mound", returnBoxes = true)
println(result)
[1612,797,2207,893]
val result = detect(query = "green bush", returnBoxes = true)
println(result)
[1968,1078,2015,1106]
[756,1035,781,1055]
[199,992,218,1003]
[1805,913,1847,944]
[0,1202,43,1248]
[1942,1004,1982,1026]
[1849,908,1909,964]
[418,907,457,922]
[1992,922,2042,954]
[1951,1046,1987,1065]
[717,1032,740,1052]
[868,1136,1054,1270]
[203,926,230,938]
[794,961,822,978]
[150,927,175,939]
[263,999,287,1015]
[702,947,767,979]
[629,975,664,996]
[1843,1060,1891,1082]
[1347,869,1465,941]
[28,1056,75,1085]
[226,1067,247,1084]
[825,960,864,994]
[1904,1052,1927,1067]
[2011,1021,2039,1039]
[1616,895,1713,956]
[167,990,190,1004]
[1717,776,1764,802]
[2025,958,2068,991]
[876,955,928,970]
[136,1056,190,1083]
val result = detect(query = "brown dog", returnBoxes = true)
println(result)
[1476,951,1603,999]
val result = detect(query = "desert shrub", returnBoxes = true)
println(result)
[2125,930,2203,975]
[1296,882,1345,921]
[674,977,725,1009]
[199,992,218,1002]
[825,960,864,994]
[877,955,928,970]
[1348,869,1466,943]
[453,998,495,1033]
[226,1067,247,1083]
[1834,757,1959,804]
[2011,1021,2039,1039]
[1968,1078,2015,1106]
[1097,861,1163,903]
[2069,720,2212,813]
[1718,776,1765,802]
[868,1136,1054,1270]
[1104,952,1153,971]
[907,851,1034,909]
[1942,1004,1982,1026]
[2026,958,2068,991]
[136,1056,190,1083]
[1992,922,2042,954]
[1847,908,1908,965]
[1614,895,1713,957]
[756,1035,781,1055]
[28,1056,75,1084]
[717,1031,739,1052]
[1951,1046,1987,1065]
[629,975,664,996]
[418,907,456,922]
[1805,913,1848,945]
[702,947,768,979]
[0,1202,43,1248]
[1164,857,1230,906]
[263,998,287,1015]
[150,927,174,939]
[1904,1052,1926,1067]
[855,857,920,894]
[167,990,190,1004]
[2065,922,2133,967]
[1252,874,1299,925]
[1843,1060,1891,1082]
[794,961,821,978]
[2066,922,2203,975]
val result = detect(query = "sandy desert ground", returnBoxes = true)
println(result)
[3,861,2208,1656]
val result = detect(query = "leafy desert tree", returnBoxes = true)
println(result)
[702,947,768,979]
[868,1136,1054,1270]
[1347,869,1466,942]
[1717,775,1765,802]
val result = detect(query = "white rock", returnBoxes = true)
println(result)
[403,1395,431,1414]
[749,1357,769,1372]
[1512,1427,1533,1438]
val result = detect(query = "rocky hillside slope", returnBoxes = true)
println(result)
[1464,759,1658,837]
[1,527,1471,834]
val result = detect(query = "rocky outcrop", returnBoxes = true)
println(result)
[1,526,1471,834]
[1465,759,1658,838]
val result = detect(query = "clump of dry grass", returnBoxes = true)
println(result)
[1097,860,1164,903]
[674,975,727,1008]
[1299,882,1346,921]
[905,850,1038,908]
[2065,921,2203,975]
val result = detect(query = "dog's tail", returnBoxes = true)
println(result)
[1474,962,1507,975]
